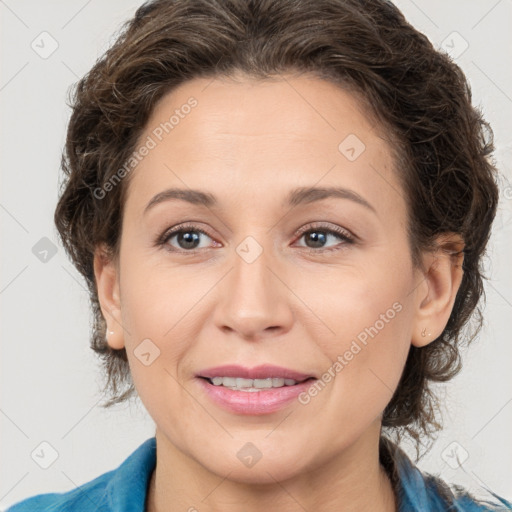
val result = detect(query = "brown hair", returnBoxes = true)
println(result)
[54,0,499,452]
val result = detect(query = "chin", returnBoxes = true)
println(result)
[190,440,309,485]
[214,460,305,486]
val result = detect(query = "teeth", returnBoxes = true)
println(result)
[208,376,299,390]
[236,377,254,388]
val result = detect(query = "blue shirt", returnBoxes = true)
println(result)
[5,436,511,511]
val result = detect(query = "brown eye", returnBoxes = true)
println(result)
[169,230,204,250]
[295,225,354,251]
[159,225,216,252]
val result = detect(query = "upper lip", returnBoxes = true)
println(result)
[197,364,316,382]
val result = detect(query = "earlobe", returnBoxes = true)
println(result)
[93,244,125,350]
[411,234,464,348]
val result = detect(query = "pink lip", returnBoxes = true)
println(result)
[196,377,316,415]
[197,364,315,381]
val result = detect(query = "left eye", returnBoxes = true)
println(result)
[295,228,351,250]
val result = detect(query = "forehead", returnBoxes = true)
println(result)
[123,74,405,221]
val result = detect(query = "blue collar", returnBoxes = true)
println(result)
[106,437,156,511]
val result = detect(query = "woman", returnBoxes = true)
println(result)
[6,0,511,510]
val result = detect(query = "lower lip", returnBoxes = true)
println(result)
[196,377,317,415]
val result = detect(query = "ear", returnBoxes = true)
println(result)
[93,244,125,350]
[411,233,464,348]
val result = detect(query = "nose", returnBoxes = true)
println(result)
[213,240,294,341]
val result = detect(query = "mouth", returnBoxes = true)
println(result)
[195,364,318,413]
[198,375,316,391]
[197,363,317,389]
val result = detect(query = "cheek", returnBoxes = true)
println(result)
[117,271,199,432]
[116,259,204,396]
[296,257,413,415]
[116,251,237,412]
[119,245,214,343]
[297,255,411,349]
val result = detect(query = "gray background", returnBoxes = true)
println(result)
[1,0,511,509]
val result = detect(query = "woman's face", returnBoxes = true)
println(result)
[98,74,433,482]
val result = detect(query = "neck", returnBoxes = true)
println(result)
[146,423,397,512]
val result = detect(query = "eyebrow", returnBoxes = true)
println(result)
[143,186,376,215]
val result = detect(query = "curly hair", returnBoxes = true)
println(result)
[54,0,499,453]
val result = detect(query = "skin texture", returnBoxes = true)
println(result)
[94,74,464,512]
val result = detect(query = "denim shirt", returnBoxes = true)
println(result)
[380,437,512,511]
[5,436,511,511]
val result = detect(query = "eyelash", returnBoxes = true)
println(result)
[155,222,355,255]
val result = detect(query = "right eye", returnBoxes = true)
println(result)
[157,224,220,253]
